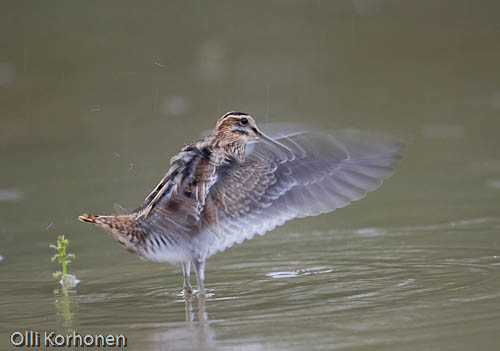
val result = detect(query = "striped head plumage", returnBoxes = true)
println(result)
[206,112,260,161]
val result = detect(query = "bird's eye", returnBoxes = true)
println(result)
[240,118,248,125]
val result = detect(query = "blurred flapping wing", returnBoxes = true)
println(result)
[203,127,404,256]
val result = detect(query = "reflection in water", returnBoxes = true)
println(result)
[5,216,500,351]
[147,295,216,351]
[54,287,77,330]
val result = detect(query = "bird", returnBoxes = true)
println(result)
[78,112,404,294]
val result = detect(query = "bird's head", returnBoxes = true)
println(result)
[213,111,261,143]
[209,111,294,162]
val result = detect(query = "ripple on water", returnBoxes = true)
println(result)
[48,216,500,349]
[396,278,415,287]
[397,216,500,233]
[353,227,387,237]
[247,217,500,326]
[265,266,333,279]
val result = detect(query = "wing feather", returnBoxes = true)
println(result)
[203,128,404,256]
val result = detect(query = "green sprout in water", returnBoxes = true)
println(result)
[50,235,79,288]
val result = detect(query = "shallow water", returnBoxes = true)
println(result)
[1,1,500,350]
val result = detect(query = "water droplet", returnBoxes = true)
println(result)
[153,61,166,68]
[490,91,500,110]
[0,62,15,85]
[352,0,380,16]
[487,180,500,189]
[162,96,189,116]
[0,189,22,201]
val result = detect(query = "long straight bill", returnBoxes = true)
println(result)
[256,129,297,162]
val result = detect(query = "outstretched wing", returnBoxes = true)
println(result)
[203,128,404,257]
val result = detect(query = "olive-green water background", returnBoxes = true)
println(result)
[1,1,500,350]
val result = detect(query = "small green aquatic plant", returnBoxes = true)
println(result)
[50,235,79,287]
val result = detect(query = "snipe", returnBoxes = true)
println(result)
[79,112,404,293]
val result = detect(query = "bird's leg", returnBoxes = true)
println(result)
[182,261,193,294]
[193,259,206,294]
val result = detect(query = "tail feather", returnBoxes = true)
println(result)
[78,213,137,236]
[78,213,99,223]
[78,213,143,253]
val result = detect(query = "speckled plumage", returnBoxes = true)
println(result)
[79,112,404,293]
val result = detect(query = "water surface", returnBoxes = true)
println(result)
[1,1,500,350]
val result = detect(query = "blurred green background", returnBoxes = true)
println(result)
[1,1,500,350]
